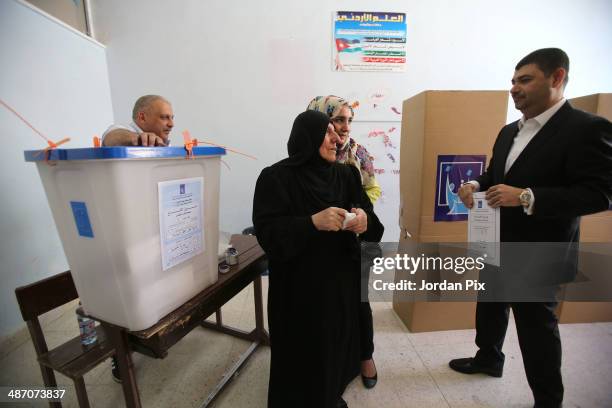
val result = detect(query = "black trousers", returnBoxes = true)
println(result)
[360,244,377,362]
[360,301,374,361]
[474,302,563,408]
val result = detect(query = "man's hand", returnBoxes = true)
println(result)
[102,130,166,147]
[485,184,523,208]
[135,132,166,146]
[311,207,346,231]
[458,183,476,209]
[344,208,367,234]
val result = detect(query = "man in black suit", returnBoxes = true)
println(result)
[449,48,612,407]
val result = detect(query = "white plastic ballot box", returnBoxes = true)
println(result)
[24,146,226,330]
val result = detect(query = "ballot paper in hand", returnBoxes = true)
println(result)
[468,192,500,266]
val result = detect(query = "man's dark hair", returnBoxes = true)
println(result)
[516,48,570,86]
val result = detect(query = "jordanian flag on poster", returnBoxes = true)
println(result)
[333,11,407,73]
[335,38,363,53]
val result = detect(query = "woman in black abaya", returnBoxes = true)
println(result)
[253,110,384,408]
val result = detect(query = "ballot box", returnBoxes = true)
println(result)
[25,146,225,330]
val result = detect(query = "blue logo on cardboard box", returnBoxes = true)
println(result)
[434,155,486,222]
[70,201,94,238]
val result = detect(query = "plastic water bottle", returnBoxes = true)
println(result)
[77,302,97,346]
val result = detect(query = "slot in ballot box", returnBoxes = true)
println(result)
[25,146,225,330]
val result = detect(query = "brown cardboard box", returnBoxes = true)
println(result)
[393,91,509,332]
[570,93,612,118]
[397,91,509,242]
[558,94,612,324]
[557,301,612,324]
[394,301,477,333]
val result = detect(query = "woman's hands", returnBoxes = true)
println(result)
[312,207,345,231]
[344,208,367,234]
[311,207,367,233]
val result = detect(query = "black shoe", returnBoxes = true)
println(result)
[449,357,502,378]
[361,372,378,389]
[361,359,378,389]
[111,356,122,384]
[337,397,348,408]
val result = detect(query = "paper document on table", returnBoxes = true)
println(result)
[468,192,500,266]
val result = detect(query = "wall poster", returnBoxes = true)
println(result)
[333,11,407,72]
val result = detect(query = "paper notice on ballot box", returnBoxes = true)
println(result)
[158,177,204,271]
[468,192,500,266]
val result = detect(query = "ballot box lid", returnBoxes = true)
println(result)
[24,146,226,161]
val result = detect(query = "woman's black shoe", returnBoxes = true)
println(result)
[361,371,377,389]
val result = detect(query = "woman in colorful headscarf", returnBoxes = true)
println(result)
[307,95,381,389]
[253,110,384,407]
[307,96,382,204]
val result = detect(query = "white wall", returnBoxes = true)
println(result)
[90,0,612,242]
[0,0,113,339]
[1,0,610,341]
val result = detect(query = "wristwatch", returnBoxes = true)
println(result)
[519,189,532,208]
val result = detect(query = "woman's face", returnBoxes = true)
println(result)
[330,106,353,145]
[318,124,341,163]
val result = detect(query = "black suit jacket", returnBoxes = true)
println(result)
[477,101,612,243]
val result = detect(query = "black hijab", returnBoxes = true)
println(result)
[274,110,345,210]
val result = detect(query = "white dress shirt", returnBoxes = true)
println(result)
[468,98,566,215]
[101,121,143,141]
[101,121,171,146]
[506,98,566,174]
